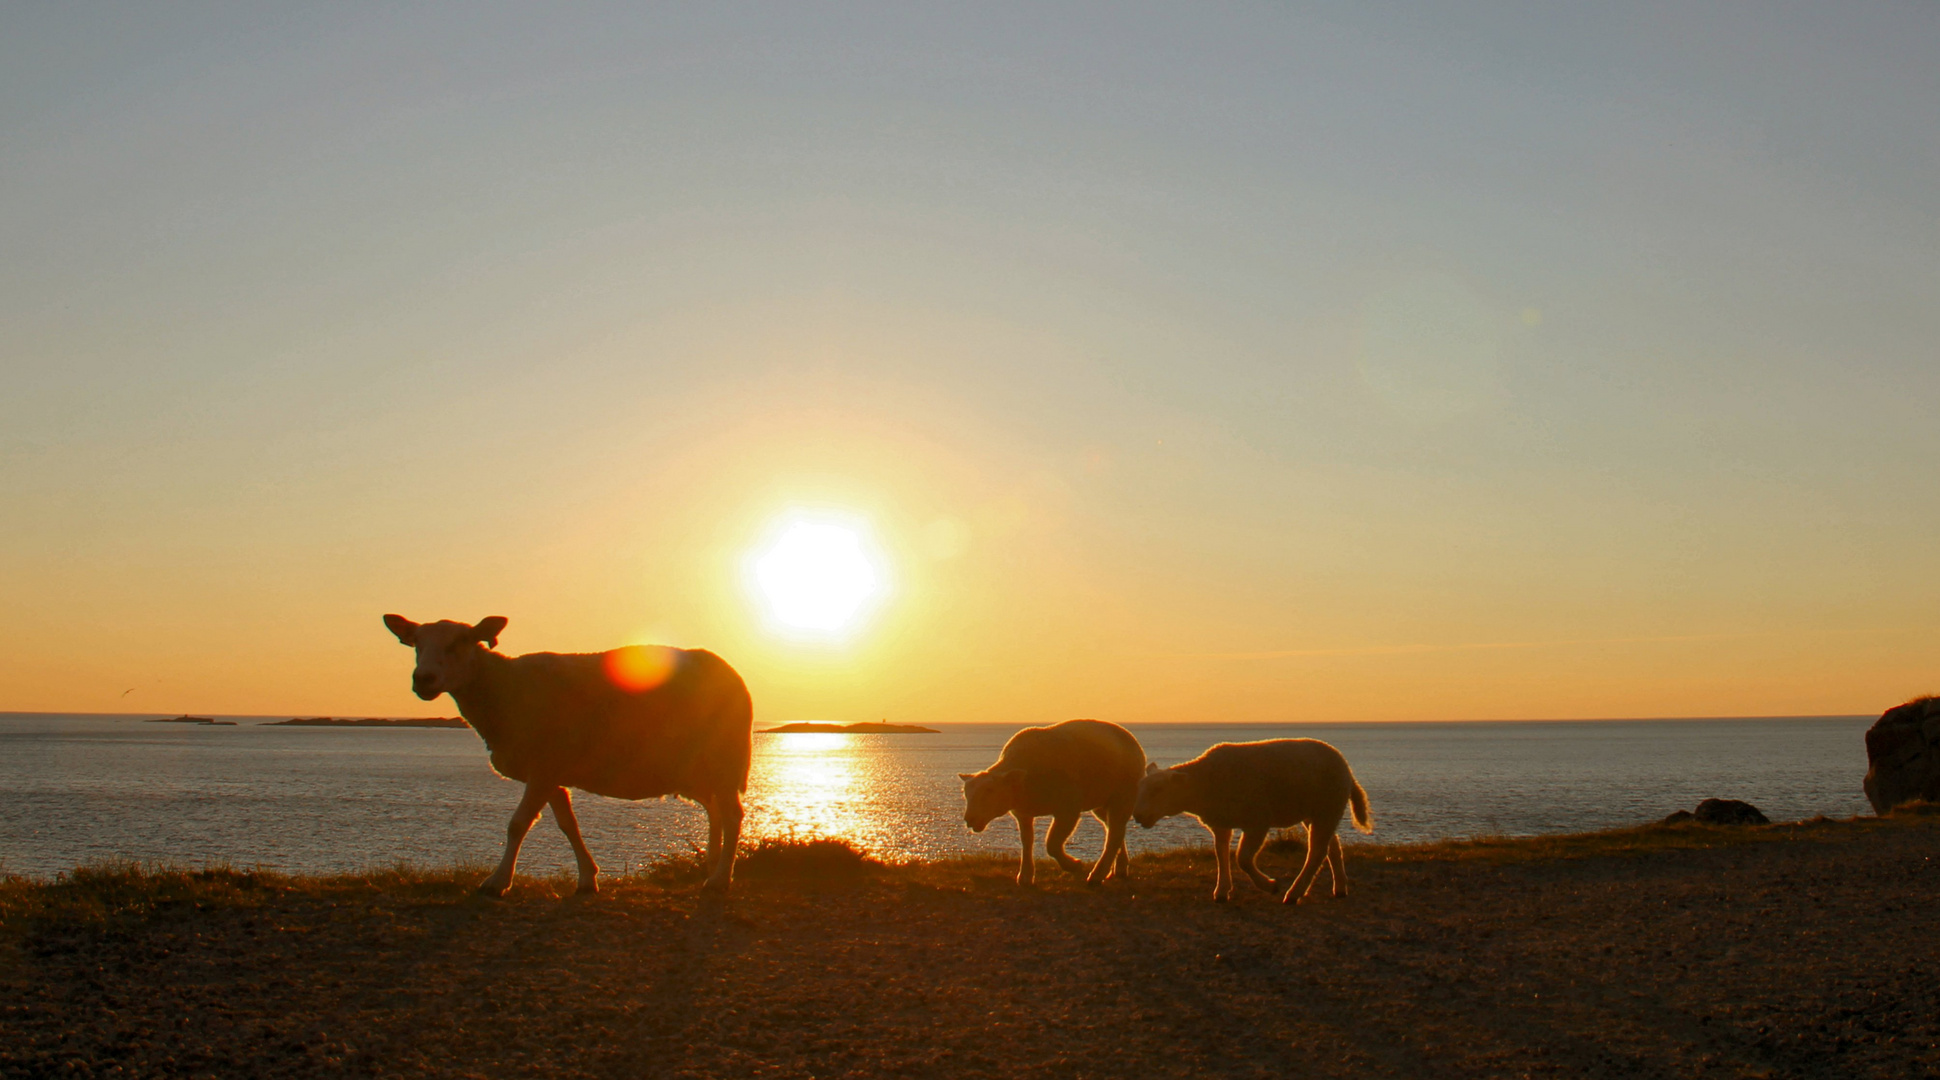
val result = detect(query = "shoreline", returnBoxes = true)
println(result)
[0,812,1902,885]
[4,813,1935,1077]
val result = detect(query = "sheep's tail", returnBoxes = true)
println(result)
[1348,775,1374,834]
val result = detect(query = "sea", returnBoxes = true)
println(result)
[0,713,1876,879]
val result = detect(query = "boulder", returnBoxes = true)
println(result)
[1693,798,1769,825]
[1661,799,1769,826]
[1863,696,1940,814]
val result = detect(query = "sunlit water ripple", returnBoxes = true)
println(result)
[0,714,1874,878]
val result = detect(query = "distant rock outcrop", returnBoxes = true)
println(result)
[266,717,468,729]
[1863,696,1940,814]
[759,721,940,734]
[1663,798,1770,826]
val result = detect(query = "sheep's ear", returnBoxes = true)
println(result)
[1145,761,1160,775]
[957,772,977,782]
[383,614,418,646]
[473,616,508,648]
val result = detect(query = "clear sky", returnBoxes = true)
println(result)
[3,3,1936,721]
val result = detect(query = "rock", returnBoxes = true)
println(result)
[1662,799,1768,826]
[1863,696,1940,814]
[1693,798,1769,825]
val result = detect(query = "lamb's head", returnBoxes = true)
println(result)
[958,766,1026,833]
[383,614,507,701]
[1133,762,1188,828]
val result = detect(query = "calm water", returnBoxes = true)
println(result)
[0,713,1874,879]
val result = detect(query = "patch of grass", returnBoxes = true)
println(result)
[737,836,879,880]
[1887,798,1940,817]
[642,843,713,886]
[640,835,882,886]
[0,863,287,935]
[1347,816,1893,866]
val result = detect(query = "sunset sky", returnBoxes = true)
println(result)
[4,4,1935,722]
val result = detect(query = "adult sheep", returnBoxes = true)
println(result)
[383,614,752,896]
[1134,738,1371,904]
[959,719,1146,886]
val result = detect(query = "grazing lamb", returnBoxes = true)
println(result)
[1134,738,1372,904]
[383,614,752,896]
[959,719,1146,885]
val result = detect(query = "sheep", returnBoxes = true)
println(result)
[383,614,752,896]
[1134,738,1372,904]
[959,719,1147,886]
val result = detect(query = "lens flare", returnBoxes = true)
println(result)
[749,516,887,636]
[603,645,677,693]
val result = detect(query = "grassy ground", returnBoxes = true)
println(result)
[3,812,1937,1079]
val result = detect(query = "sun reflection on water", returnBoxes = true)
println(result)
[746,732,880,851]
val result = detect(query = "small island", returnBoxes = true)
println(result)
[759,721,939,734]
[144,715,238,726]
[266,717,470,729]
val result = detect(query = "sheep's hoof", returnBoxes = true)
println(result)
[699,878,731,895]
[475,883,508,900]
[575,883,599,897]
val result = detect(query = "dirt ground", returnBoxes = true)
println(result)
[2,814,1937,1079]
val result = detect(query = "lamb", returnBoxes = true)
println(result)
[383,614,753,896]
[959,719,1146,885]
[1133,738,1372,904]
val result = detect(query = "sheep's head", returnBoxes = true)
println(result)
[957,766,1026,832]
[1133,762,1188,828]
[383,614,506,701]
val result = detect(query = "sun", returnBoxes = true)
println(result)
[748,516,888,637]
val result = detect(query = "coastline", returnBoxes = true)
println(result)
[4,813,1934,1078]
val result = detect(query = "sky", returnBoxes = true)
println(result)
[3,3,1936,722]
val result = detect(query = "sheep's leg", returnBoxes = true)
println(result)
[1013,811,1037,886]
[1326,833,1348,898]
[1088,806,1129,884]
[701,790,743,894]
[1280,812,1342,905]
[547,787,599,896]
[479,782,551,898]
[1111,808,1131,880]
[1209,825,1234,901]
[1046,813,1086,877]
[1236,828,1279,894]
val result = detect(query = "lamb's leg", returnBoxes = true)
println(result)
[701,790,743,894]
[547,787,599,896]
[1326,833,1348,898]
[1236,828,1279,894]
[1280,813,1341,905]
[1013,811,1037,886]
[1209,825,1234,901]
[1046,813,1086,877]
[479,782,550,898]
[1088,806,1129,884]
